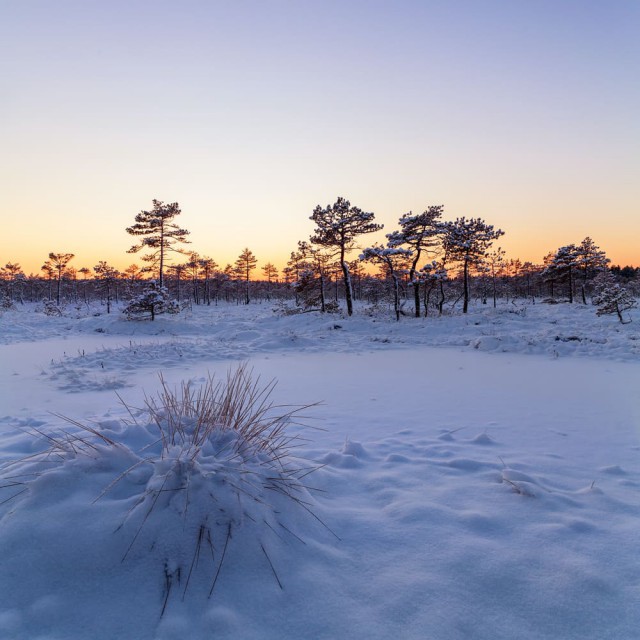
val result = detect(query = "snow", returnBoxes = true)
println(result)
[0,300,639,639]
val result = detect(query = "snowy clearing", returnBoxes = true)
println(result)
[0,301,639,640]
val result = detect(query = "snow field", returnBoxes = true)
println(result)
[0,301,638,639]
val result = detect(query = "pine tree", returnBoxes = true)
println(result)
[291,241,335,312]
[1,263,25,304]
[486,247,506,308]
[43,252,75,305]
[310,197,383,316]
[262,262,279,300]
[93,261,120,313]
[592,272,637,324]
[386,206,444,317]
[235,248,257,304]
[441,218,504,313]
[576,237,609,304]
[419,261,449,316]
[123,280,179,321]
[126,200,190,287]
[198,256,218,305]
[360,245,413,321]
[542,245,579,303]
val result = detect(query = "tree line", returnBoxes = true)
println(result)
[1,197,638,322]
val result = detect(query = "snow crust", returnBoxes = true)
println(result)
[0,301,638,639]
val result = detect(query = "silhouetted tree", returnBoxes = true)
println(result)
[260,262,278,300]
[486,247,506,308]
[126,199,190,287]
[235,248,257,304]
[44,252,74,305]
[1,263,25,304]
[610,265,639,280]
[198,256,218,305]
[94,261,120,313]
[167,262,187,303]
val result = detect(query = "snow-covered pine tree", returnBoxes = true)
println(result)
[441,218,504,313]
[575,237,610,304]
[386,206,444,317]
[126,200,190,287]
[592,272,637,324]
[123,280,179,321]
[360,245,412,321]
[290,241,335,312]
[542,245,579,303]
[310,197,383,316]
[419,260,448,316]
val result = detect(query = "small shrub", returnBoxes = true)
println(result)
[592,273,637,324]
[123,280,179,321]
[42,299,63,316]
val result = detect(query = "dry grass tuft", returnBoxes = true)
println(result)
[143,363,315,464]
[0,364,332,616]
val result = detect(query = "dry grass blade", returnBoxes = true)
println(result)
[183,521,209,600]
[50,413,117,447]
[0,488,28,506]
[208,523,232,598]
[261,543,283,590]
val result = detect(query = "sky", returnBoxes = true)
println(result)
[2,0,638,275]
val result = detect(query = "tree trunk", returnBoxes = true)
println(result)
[492,274,497,308]
[319,272,326,313]
[438,281,445,316]
[159,224,165,288]
[423,282,434,317]
[56,272,62,305]
[568,267,574,303]
[341,246,353,316]
[462,258,470,313]
[393,274,400,321]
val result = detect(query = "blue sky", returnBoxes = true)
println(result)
[2,0,638,273]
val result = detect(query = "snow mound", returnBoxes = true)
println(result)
[0,367,331,632]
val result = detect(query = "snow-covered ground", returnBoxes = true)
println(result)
[0,300,638,640]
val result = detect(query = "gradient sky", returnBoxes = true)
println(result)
[2,0,638,275]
